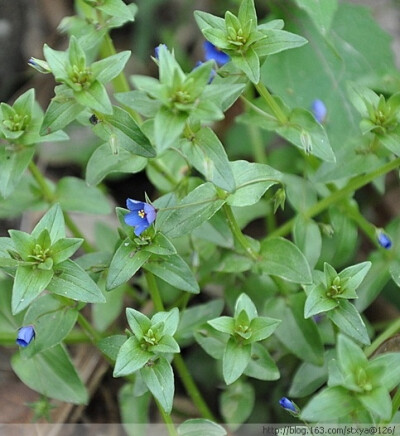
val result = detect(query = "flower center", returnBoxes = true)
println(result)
[138,209,146,219]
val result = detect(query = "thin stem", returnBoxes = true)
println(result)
[145,270,164,312]
[155,400,178,436]
[223,204,259,261]
[255,81,287,124]
[271,157,400,238]
[28,160,54,203]
[248,124,267,164]
[365,317,400,357]
[63,212,95,252]
[173,354,216,421]
[77,312,102,343]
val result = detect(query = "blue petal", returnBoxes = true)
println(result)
[144,203,157,224]
[124,211,145,227]
[126,198,145,211]
[134,223,148,236]
[311,99,327,123]
[203,41,230,66]
[16,325,35,347]
[279,397,296,413]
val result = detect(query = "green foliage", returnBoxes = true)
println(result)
[1,0,400,428]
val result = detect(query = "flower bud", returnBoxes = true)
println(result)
[16,325,36,347]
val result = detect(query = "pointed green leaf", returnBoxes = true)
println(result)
[75,81,113,114]
[92,51,131,84]
[244,342,280,381]
[223,336,252,385]
[231,47,260,83]
[107,239,151,290]
[144,254,199,294]
[259,237,312,284]
[254,29,307,56]
[358,387,392,421]
[31,203,65,243]
[12,265,54,314]
[220,381,255,429]
[140,357,174,414]
[47,259,105,303]
[114,336,152,377]
[50,237,83,264]
[154,106,188,153]
[11,344,88,404]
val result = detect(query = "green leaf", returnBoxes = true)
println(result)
[104,106,155,158]
[175,299,224,346]
[40,88,83,134]
[43,44,68,81]
[293,216,321,270]
[12,265,54,314]
[23,294,78,355]
[151,335,180,354]
[126,307,151,339]
[97,0,135,20]
[202,84,245,113]
[328,300,370,345]
[337,334,368,380]
[119,384,151,431]
[234,293,258,319]
[227,160,281,207]
[86,142,147,186]
[97,335,126,361]
[301,386,355,421]
[243,342,280,381]
[181,127,236,192]
[339,261,371,292]
[289,351,332,397]
[47,259,106,303]
[231,47,260,83]
[93,284,125,332]
[140,357,174,413]
[194,11,226,34]
[238,0,257,28]
[156,183,225,238]
[152,308,180,336]
[208,316,235,335]
[11,344,88,404]
[220,381,255,430]
[304,283,338,318]
[0,146,35,199]
[178,419,227,436]
[248,316,280,343]
[293,0,338,35]
[266,294,324,365]
[31,203,65,243]
[254,29,308,56]
[144,254,199,294]
[114,336,152,377]
[369,353,400,391]
[142,233,176,256]
[358,387,392,421]
[92,51,131,84]
[8,230,35,260]
[154,106,187,153]
[223,337,252,384]
[194,324,228,360]
[75,81,113,114]
[55,176,111,214]
[50,237,83,264]
[276,108,335,162]
[259,237,312,284]
[106,239,151,290]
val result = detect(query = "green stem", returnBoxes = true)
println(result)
[77,312,102,343]
[145,270,164,312]
[248,124,267,164]
[155,400,178,436]
[255,81,287,124]
[173,354,216,422]
[391,386,400,420]
[223,204,259,261]
[28,160,54,203]
[271,157,400,238]
[63,212,95,253]
[365,317,400,357]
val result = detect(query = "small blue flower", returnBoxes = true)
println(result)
[124,199,157,236]
[16,325,35,347]
[377,230,392,249]
[203,41,230,66]
[311,99,327,123]
[154,44,167,59]
[279,397,297,413]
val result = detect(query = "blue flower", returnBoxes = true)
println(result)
[203,41,230,66]
[279,397,297,413]
[16,325,35,347]
[124,199,157,236]
[377,230,392,249]
[311,99,327,123]
[154,44,167,59]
